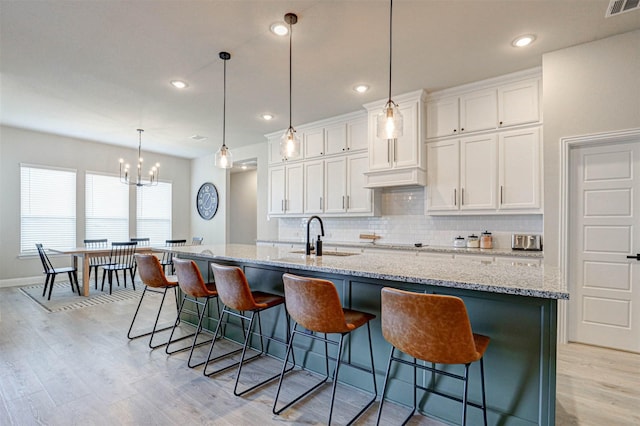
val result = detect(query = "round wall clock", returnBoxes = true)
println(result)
[196,182,219,220]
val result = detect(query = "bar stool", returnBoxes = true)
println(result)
[204,263,293,396]
[165,258,220,368]
[127,254,179,349]
[376,288,490,426]
[273,273,377,425]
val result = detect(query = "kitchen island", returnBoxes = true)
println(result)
[167,244,567,426]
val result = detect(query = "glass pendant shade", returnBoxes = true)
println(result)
[215,143,233,169]
[280,127,301,159]
[377,101,403,139]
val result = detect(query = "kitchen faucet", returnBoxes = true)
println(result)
[306,215,325,256]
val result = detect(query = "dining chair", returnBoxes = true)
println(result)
[36,243,80,300]
[191,236,204,245]
[83,238,109,290]
[101,241,137,294]
[160,239,187,275]
[130,237,150,277]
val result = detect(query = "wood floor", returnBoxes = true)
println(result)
[1,285,638,425]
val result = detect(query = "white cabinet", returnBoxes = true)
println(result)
[347,118,368,152]
[304,160,324,214]
[315,154,373,215]
[498,79,540,128]
[426,135,497,212]
[303,115,368,159]
[364,90,427,188]
[268,163,303,215]
[303,127,325,159]
[498,127,541,210]
[346,153,372,213]
[268,134,284,164]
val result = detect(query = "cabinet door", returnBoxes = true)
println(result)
[426,140,459,211]
[459,88,497,134]
[460,134,497,210]
[498,79,540,128]
[324,157,347,213]
[325,123,348,155]
[426,97,459,138]
[268,135,284,164]
[393,101,420,168]
[285,163,304,214]
[498,127,541,210]
[304,160,324,214]
[268,166,285,214]
[303,127,325,159]
[368,111,392,171]
[346,153,372,214]
[347,118,368,152]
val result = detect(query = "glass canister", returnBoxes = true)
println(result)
[480,230,493,249]
[453,236,466,248]
[466,234,480,248]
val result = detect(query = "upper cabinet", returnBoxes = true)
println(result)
[363,90,427,188]
[426,70,541,140]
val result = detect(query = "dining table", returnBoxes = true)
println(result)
[49,246,154,296]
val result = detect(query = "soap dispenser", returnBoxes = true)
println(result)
[315,235,323,256]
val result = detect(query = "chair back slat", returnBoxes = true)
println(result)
[109,241,137,267]
[130,237,150,246]
[162,239,187,264]
[35,243,54,272]
[210,263,257,311]
[84,239,108,266]
[380,288,480,364]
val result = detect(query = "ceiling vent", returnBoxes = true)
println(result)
[606,0,640,17]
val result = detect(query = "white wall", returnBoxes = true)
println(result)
[229,169,257,244]
[542,29,640,266]
[0,125,191,283]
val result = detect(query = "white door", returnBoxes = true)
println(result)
[569,141,640,352]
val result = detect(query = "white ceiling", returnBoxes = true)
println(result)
[1,1,639,159]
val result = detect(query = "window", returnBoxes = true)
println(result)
[136,182,172,245]
[85,173,129,242]
[20,165,76,253]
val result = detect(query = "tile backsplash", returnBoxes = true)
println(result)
[278,187,543,249]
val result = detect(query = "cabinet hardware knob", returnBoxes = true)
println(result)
[499,121,503,125]
[453,129,457,133]
[461,128,465,131]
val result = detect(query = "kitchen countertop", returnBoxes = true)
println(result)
[256,239,543,258]
[167,244,566,300]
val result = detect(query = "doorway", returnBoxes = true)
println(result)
[567,133,640,353]
[229,159,257,244]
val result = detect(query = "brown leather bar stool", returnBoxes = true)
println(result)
[376,288,490,426]
[273,273,377,425]
[127,254,179,349]
[204,263,293,396]
[165,258,220,368]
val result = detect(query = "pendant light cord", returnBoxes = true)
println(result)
[288,19,293,130]
[388,0,393,104]
[222,57,227,147]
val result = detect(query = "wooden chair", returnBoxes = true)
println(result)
[273,273,377,425]
[83,238,109,290]
[376,288,490,426]
[160,239,187,274]
[128,254,179,349]
[100,241,137,294]
[130,237,150,277]
[204,262,293,396]
[35,243,80,300]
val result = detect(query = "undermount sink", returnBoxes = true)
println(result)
[289,250,359,257]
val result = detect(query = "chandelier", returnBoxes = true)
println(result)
[119,129,159,187]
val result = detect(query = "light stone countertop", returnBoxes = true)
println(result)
[168,244,567,300]
[255,239,543,258]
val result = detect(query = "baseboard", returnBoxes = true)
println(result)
[0,276,42,288]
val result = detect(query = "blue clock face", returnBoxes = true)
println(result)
[197,182,218,220]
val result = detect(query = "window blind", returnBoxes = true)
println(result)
[85,173,129,243]
[20,165,76,253]
[136,182,172,245]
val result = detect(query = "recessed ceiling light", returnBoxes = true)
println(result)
[353,84,370,94]
[512,34,536,48]
[190,134,207,141]
[270,22,288,36]
[170,80,188,89]
[261,113,274,121]
[241,164,248,170]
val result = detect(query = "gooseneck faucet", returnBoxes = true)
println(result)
[306,215,325,255]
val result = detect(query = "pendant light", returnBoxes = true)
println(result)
[376,0,403,140]
[280,12,301,160]
[119,129,159,186]
[215,51,234,169]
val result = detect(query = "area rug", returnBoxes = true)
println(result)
[19,281,142,313]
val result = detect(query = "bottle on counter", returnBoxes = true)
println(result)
[466,234,480,248]
[453,236,466,248]
[480,230,493,249]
